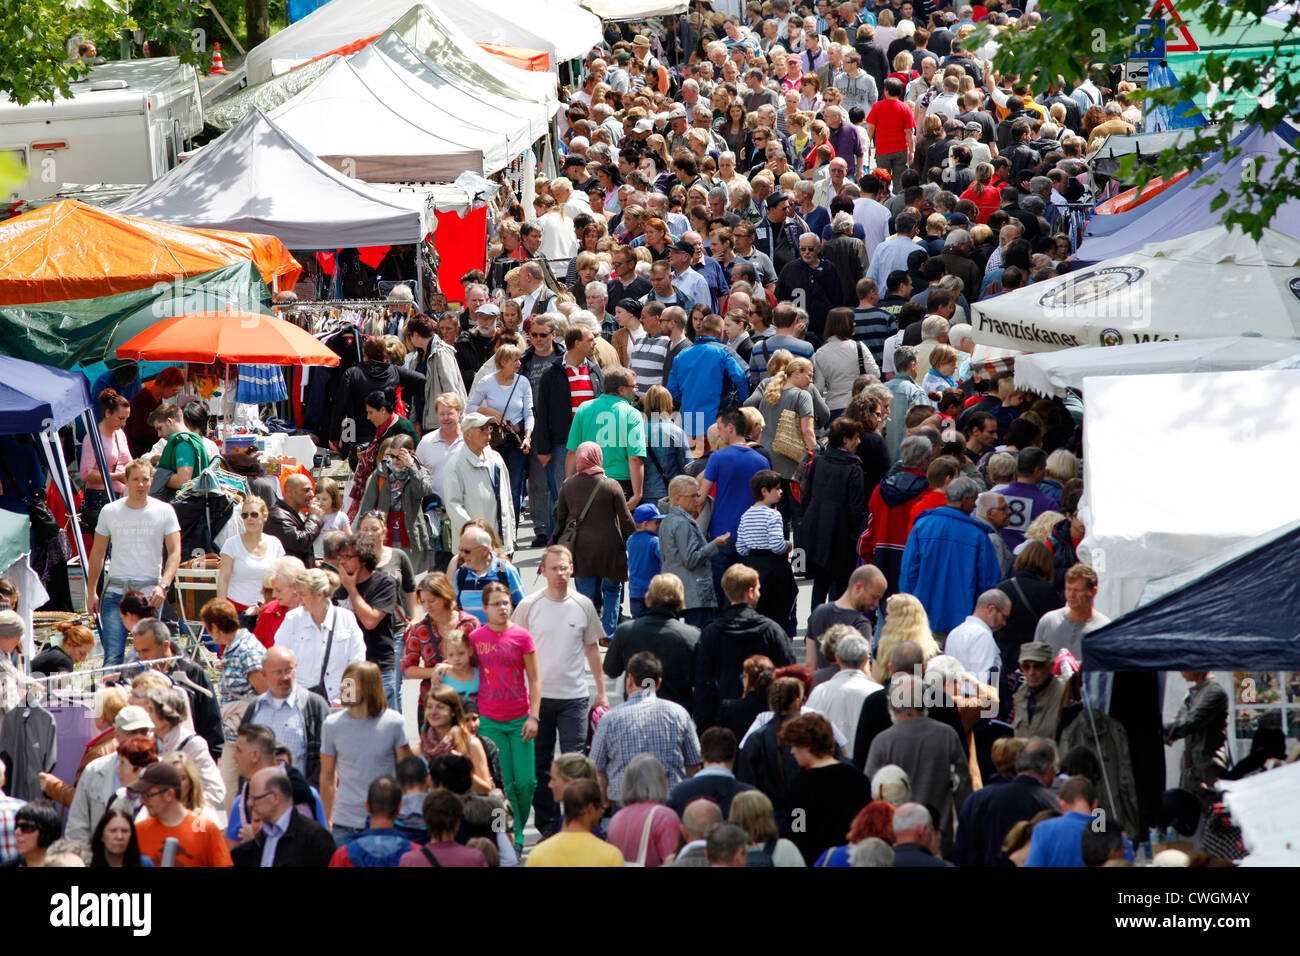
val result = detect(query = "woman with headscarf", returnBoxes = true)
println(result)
[552,442,636,638]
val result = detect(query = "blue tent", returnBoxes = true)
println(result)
[1076,124,1300,264]
[0,356,95,435]
[1144,61,1207,132]
[1084,518,1300,671]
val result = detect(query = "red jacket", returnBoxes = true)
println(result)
[905,488,948,537]
[858,468,929,590]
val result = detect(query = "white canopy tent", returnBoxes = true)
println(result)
[370,31,548,153]
[269,49,511,180]
[244,0,556,108]
[578,0,687,17]
[111,109,433,247]
[1014,335,1300,397]
[971,226,1300,353]
[425,0,604,63]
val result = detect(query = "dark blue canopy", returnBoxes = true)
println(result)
[0,355,96,435]
[1084,518,1300,671]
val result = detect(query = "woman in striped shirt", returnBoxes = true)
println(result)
[735,469,798,634]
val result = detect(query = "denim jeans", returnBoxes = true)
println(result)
[99,578,160,667]
[527,443,568,538]
[575,574,623,637]
[532,696,590,833]
[381,663,402,713]
[629,597,647,619]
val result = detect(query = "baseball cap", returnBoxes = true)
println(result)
[948,212,971,227]
[474,302,501,317]
[633,118,653,133]
[634,503,666,523]
[1018,641,1054,665]
[766,192,790,209]
[964,120,982,133]
[128,762,183,793]
[668,107,687,120]
[669,238,695,255]
[114,704,154,734]
[461,412,494,430]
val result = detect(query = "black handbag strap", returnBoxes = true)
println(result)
[421,844,442,867]
[856,341,868,376]
[575,480,603,525]
[315,613,338,694]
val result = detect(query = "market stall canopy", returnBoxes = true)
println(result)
[0,200,301,307]
[1015,335,1300,397]
[1083,516,1300,671]
[971,226,1300,353]
[267,54,487,181]
[204,54,339,133]
[1076,124,1300,263]
[423,0,603,63]
[111,109,432,248]
[0,356,94,434]
[116,311,341,366]
[244,0,556,108]
[578,0,688,17]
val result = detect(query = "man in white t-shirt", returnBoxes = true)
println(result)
[86,457,181,667]
[513,545,608,839]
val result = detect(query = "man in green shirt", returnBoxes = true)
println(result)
[564,367,646,510]
[150,400,212,490]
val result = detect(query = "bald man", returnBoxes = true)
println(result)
[668,798,724,867]
[230,767,335,868]
[265,474,324,567]
[805,565,888,669]
[238,646,329,789]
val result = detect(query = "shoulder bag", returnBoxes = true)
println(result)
[626,804,665,867]
[773,394,809,462]
[420,845,443,867]
[306,614,338,700]
[488,375,524,452]
[556,479,603,552]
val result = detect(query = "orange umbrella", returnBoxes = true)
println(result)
[115,311,339,366]
[0,200,301,306]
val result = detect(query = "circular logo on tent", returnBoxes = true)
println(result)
[1038,266,1146,309]
[1099,328,1124,347]
[1289,277,1300,301]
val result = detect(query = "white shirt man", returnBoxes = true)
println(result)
[274,603,366,702]
[805,633,883,760]
[945,589,1011,689]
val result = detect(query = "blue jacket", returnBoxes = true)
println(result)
[665,337,750,438]
[898,505,1002,633]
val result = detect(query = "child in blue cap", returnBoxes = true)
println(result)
[627,502,665,618]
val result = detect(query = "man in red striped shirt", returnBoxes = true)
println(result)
[563,326,599,410]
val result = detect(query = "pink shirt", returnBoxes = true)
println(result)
[80,425,133,493]
[470,623,536,721]
[606,803,681,867]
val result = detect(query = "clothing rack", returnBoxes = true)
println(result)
[23,655,187,685]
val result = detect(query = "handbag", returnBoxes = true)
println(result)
[626,804,665,867]
[773,405,808,462]
[307,614,338,700]
[487,377,524,451]
[0,457,60,547]
[556,480,603,552]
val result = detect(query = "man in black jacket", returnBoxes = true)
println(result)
[131,619,224,761]
[693,564,795,730]
[331,336,426,451]
[532,326,603,545]
[952,736,1058,867]
[604,573,700,712]
[774,233,844,339]
[666,727,755,817]
[231,768,335,867]
[265,474,323,568]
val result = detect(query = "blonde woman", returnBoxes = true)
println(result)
[162,751,223,826]
[873,593,941,682]
[217,495,285,618]
[641,385,688,502]
[746,356,817,479]
[466,341,533,521]
[1043,449,1080,506]
[729,789,806,866]
[1024,511,1064,546]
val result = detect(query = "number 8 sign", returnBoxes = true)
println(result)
[1003,496,1031,531]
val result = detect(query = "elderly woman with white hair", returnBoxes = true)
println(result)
[146,684,226,811]
[605,754,681,866]
[871,764,912,806]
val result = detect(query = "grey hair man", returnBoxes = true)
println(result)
[944,588,1011,689]
[952,736,1059,867]
[806,632,883,760]
[865,677,971,857]
[891,802,954,867]
[706,822,750,867]
[884,350,931,460]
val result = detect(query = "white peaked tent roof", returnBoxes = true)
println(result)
[971,226,1300,353]
[371,30,548,147]
[424,0,603,62]
[110,109,431,247]
[244,0,555,107]
[578,0,688,17]
[268,53,487,181]
[1014,335,1300,397]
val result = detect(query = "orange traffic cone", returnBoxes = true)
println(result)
[210,42,227,75]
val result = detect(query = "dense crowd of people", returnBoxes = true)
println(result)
[0,0,1265,871]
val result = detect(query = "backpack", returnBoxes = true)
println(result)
[745,839,778,867]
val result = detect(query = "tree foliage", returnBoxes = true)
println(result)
[1,0,205,106]
[970,0,1300,238]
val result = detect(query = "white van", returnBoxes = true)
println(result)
[0,57,203,203]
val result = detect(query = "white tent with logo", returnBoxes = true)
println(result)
[970,226,1300,353]
[111,109,434,247]
[1014,335,1300,397]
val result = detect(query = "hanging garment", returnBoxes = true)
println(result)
[0,702,57,801]
[235,365,289,404]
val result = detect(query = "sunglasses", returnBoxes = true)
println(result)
[530,331,552,339]
[241,512,262,519]
[14,820,39,832]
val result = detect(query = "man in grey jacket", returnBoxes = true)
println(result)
[659,475,730,629]
[65,705,155,844]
